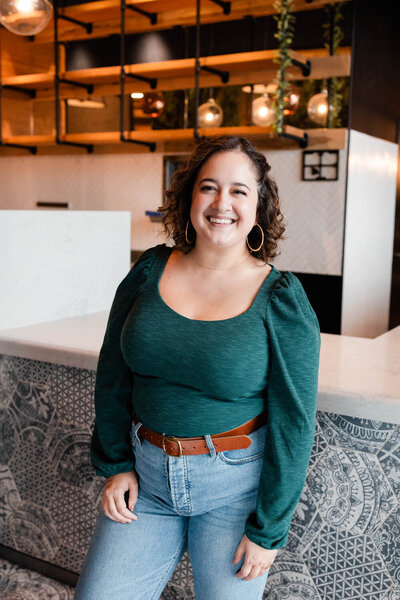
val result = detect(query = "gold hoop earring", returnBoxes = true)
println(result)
[185,219,195,244]
[246,223,264,252]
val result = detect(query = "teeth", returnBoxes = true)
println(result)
[209,217,234,224]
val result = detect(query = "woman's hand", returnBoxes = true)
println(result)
[232,534,277,580]
[102,471,139,523]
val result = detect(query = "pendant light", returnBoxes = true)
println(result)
[141,91,166,118]
[251,92,275,127]
[0,0,53,36]
[307,88,335,126]
[198,89,223,128]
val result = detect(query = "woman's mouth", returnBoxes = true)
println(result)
[206,216,237,226]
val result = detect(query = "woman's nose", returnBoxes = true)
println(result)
[211,189,232,210]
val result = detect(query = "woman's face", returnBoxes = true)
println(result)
[190,150,259,252]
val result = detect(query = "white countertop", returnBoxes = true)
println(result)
[0,315,399,424]
[0,312,106,371]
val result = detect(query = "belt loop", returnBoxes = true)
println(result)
[133,420,143,446]
[204,434,217,458]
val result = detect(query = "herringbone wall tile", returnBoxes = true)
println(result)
[0,148,346,275]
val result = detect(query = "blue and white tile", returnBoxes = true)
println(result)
[9,355,56,387]
[304,525,393,599]
[8,441,59,508]
[0,408,19,465]
[49,482,101,556]
[161,550,195,600]
[0,355,20,409]
[12,378,55,424]
[307,446,397,535]
[381,582,400,599]
[8,501,60,561]
[262,550,320,599]
[285,483,324,555]
[309,417,329,470]
[0,466,21,547]
[372,503,400,586]
[378,426,400,497]
[47,421,95,490]
[317,413,397,454]
[49,364,96,427]
[1,354,400,600]
[0,558,75,599]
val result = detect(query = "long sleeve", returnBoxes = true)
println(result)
[90,245,158,478]
[244,271,321,550]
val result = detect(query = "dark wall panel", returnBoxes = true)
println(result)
[66,6,353,71]
[294,272,342,335]
[349,0,399,143]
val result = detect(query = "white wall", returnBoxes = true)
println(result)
[0,210,131,330]
[342,130,398,338]
[0,146,348,275]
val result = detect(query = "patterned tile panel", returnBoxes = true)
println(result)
[1,352,399,600]
[50,366,96,427]
[309,419,328,470]
[262,550,320,599]
[372,504,400,587]
[0,558,75,599]
[307,445,397,535]
[9,501,59,560]
[160,550,195,600]
[304,525,393,599]
[378,427,400,497]
[286,483,324,556]
[382,583,400,599]
[317,412,397,453]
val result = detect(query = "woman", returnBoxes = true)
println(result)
[74,135,321,600]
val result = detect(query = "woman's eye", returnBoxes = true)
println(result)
[234,189,246,195]
[200,185,215,191]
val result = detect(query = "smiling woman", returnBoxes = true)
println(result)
[189,150,262,260]
[151,143,283,322]
[75,135,321,600]
[160,135,287,263]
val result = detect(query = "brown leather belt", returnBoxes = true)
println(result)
[132,411,268,457]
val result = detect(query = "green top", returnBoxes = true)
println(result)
[90,243,321,550]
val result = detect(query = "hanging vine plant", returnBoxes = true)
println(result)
[322,2,346,128]
[271,0,296,136]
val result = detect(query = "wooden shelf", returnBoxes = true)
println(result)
[0,0,351,155]
[1,48,351,99]
[1,126,347,152]
[33,0,352,44]
[2,72,55,90]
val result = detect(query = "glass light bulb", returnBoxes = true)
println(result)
[0,0,53,36]
[307,89,335,126]
[141,92,166,117]
[251,94,275,126]
[198,98,223,128]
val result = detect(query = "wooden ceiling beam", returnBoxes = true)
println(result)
[32,0,352,44]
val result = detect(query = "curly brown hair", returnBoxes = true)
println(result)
[157,135,287,262]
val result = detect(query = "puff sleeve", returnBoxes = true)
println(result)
[244,271,321,550]
[90,245,158,478]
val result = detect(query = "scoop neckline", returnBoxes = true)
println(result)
[155,244,278,324]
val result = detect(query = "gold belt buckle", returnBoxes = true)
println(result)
[162,435,183,457]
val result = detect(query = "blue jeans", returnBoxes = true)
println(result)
[74,418,270,600]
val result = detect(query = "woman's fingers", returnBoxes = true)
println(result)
[105,495,133,523]
[115,494,138,521]
[236,561,270,580]
[102,472,140,523]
